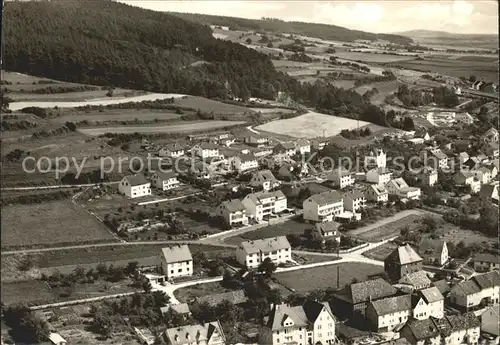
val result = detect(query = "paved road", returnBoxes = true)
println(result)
[1,181,119,191]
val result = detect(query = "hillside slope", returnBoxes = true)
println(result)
[394,30,498,50]
[170,13,413,45]
[2,0,289,99]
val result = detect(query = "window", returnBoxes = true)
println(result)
[170,270,174,274]
[178,268,182,273]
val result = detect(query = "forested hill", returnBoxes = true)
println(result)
[171,13,413,45]
[2,0,291,99]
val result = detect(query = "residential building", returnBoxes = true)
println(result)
[475,167,492,184]
[249,170,281,192]
[341,191,366,212]
[472,253,500,272]
[193,143,220,159]
[365,184,389,203]
[398,271,432,292]
[313,221,341,244]
[235,236,291,268]
[254,147,273,158]
[454,171,481,194]
[330,278,397,318]
[218,199,249,228]
[458,152,470,167]
[160,303,191,319]
[366,167,393,184]
[160,245,193,280]
[484,127,499,144]
[385,178,421,200]
[456,112,474,124]
[384,245,423,281]
[417,167,438,187]
[260,300,337,345]
[426,148,449,170]
[303,190,344,223]
[401,312,480,345]
[366,294,412,332]
[163,321,225,345]
[244,134,269,147]
[311,138,327,151]
[191,161,212,180]
[49,333,67,345]
[327,169,355,189]
[294,139,311,155]
[465,156,482,170]
[151,171,180,191]
[273,142,296,157]
[118,174,151,199]
[480,306,499,344]
[232,154,259,173]
[485,142,499,159]
[418,239,449,266]
[449,271,500,311]
[242,190,287,222]
[159,143,185,158]
[365,149,387,169]
[412,286,445,320]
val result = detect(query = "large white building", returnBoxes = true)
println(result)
[193,143,220,159]
[118,174,151,199]
[218,199,249,228]
[386,178,421,200]
[242,190,287,222]
[365,149,386,169]
[365,184,389,203]
[260,300,337,345]
[151,171,180,190]
[366,295,412,332]
[160,245,193,280]
[232,154,259,173]
[303,190,344,223]
[235,236,291,268]
[327,169,355,189]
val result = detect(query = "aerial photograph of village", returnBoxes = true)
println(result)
[0,0,498,344]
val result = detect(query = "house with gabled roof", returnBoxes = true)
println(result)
[398,270,432,292]
[416,166,438,187]
[366,167,392,184]
[231,153,258,173]
[118,173,151,198]
[480,306,499,343]
[472,253,500,272]
[454,170,481,194]
[365,184,389,203]
[475,166,493,184]
[249,169,280,191]
[151,171,180,190]
[273,142,296,157]
[341,190,366,212]
[242,190,287,222]
[163,320,225,345]
[311,138,328,151]
[327,168,355,189]
[427,148,449,170]
[294,138,311,155]
[484,141,499,159]
[449,271,500,311]
[193,142,220,159]
[160,244,193,280]
[418,239,449,266]
[384,245,423,281]
[313,221,341,244]
[331,278,397,318]
[218,199,249,228]
[244,134,269,147]
[365,148,387,169]
[303,190,344,223]
[366,294,412,332]
[386,178,421,200]
[483,127,499,144]
[235,236,291,268]
[260,300,337,345]
[412,286,445,320]
[159,143,185,158]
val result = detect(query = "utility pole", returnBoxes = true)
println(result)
[336,265,340,289]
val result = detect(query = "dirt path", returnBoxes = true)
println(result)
[345,209,424,238]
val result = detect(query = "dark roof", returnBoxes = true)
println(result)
[195,290,247,307]
[306,190,343,205]
[472,271,500,290]
[342,278,397,304]
[221,199,246,213]
[473,252,500,264]
[369,294,412,316]
[302,299,333,323]
[237,153,257,163]
[433,280,451,296]
[419,286,444,303]
[398,271,432,288]
[342,190,365,200]
[315,221,340,235]
[125,173,149,186]
[418,239,446,260]
[402,318,439,341]
[154,171,178,180]
[451,280,482,296]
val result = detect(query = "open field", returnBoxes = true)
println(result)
[78,120,246,136]
[384,57,499,83]
[256,111,370,139]
[363,242,398,261]
[52,109,182,123]
[1,201,118,249]
[174,282,234,303]
[1,280,54,306]
[225,219,310,246]
[334,51,417,63]
[173,96,253,114]
[275,262,384,293]
[354,80,402,105]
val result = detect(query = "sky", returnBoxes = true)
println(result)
[121,0,499,35]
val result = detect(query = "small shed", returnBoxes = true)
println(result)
[49,333,67,345]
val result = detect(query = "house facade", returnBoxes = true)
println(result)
[260,300,337,345]
[385,178,421,200]
[341,191,366,212]
[118,174,152,199]
[244,135,268,147]
[193,143,220,159]
[160,245,193,280]
[449,271,500,311]
[384,245,424,281]
[303,190,344,223]
[412,286,445,320]
[328,169,355,189]
[365,184,389,203]
[242,190,287,222]
[151,171,180,191]
[159,143,185,158]
[418,167,438,187]
[232,154,259,173]
[366,294,412,332]
[218,199,249,228]
[294,139,311,155]
[163,321,225,345]
[366,167,392,184]
[235,236,291,268]
[472,253,500,272]
[313,221,341,244]
[249,170,280,191]
[273,142,296,157]
[365,149,387,169]
[418,239,449,266]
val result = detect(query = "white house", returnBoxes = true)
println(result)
[244,134,269,147]
[454,171,481,193]
[427,148,449,170]
[484,127,499,144]
[412,286,445,320]
[327,168,355,189]
[236,236,291,268]
[475,167,492,184]
[365,149,387,168]
[163,321,226,345]
[314,221,341,244]
[218,199,249,228]
[386,178,421,200]
[242,190,287,222]
[417,167,438,187]
[193,143,220,159]
[365,184,389,203]
[472,253,500,273]
[118,174,151,199]
[366,167,392,184]
[294,139,311,155]
[151,171,180,190]
[273,142,296,157]
[232,154,259,173]
[341,190,366,212]
[249,170,281,191]
[160,245,193,280]
[260,300,336,345]
[159,143,185,158]
[366,294,412,332]
[418,239,449,266]
[449,271,500,311]
[303,190,344,223]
